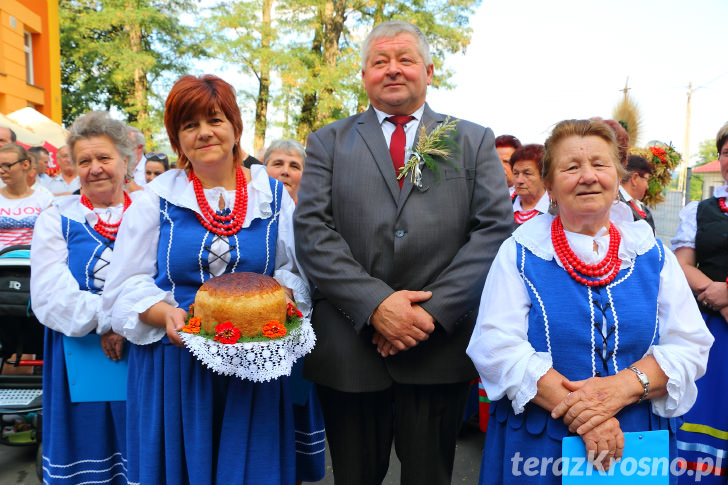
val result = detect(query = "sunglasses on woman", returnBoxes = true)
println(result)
[145,152,169,163]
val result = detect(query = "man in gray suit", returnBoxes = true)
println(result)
[294,21,513,485]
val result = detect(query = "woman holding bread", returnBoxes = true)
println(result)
[102,74,309,484]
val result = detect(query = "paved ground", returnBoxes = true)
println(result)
[0,444,40,485]
[0,422,484,485]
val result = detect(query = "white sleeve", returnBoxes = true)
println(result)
[671,201,698,251]
[101,190,174,345]
[466,238,553,415]
[647,246,714,417]
[30,206,102,337]
[273,191,311,316]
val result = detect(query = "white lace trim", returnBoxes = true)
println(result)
[178,318,316,383]
[513,211,656,268]
[147,165,274,224]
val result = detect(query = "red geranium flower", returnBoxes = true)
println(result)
[649,146,667,162]
[286,302,303,319]
[262,320,287,339]
[214,321,241,344]
[181,316,201,334]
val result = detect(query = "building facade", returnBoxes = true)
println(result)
[0,0,61,124]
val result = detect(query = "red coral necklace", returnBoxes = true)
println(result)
[718,197,728,214]
[189,167,248,236]
[81,192,131,241]
[551,216,622,287]
[514,209,539,224]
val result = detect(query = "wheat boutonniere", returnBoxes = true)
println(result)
[398,117,460,188]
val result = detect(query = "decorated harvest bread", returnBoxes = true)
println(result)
[194,272,287,337]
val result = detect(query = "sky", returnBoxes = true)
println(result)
[426,0,728,164]
[219,0,727,164]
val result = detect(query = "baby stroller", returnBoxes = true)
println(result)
[0,244,43,478]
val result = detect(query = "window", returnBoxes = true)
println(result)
[24,32,34,85]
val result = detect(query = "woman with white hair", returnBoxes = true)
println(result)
[31,111,137,484]
[264,139,306,203]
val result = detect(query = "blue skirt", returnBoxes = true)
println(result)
[42,328,128,484]
[479,399,678,484]
[290,359,325,482]
[125,338,295,485]
[677,312,728,484]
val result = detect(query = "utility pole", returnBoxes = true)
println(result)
[678,82,694,205]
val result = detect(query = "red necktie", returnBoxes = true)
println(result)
[386,116,415,188]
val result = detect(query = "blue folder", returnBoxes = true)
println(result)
[562,430,670,484]
[63,334,128,402]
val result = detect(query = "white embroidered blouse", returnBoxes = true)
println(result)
[466,211,713,417]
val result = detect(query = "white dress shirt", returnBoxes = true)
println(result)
[133,155,147,186]
[372,104,426,152]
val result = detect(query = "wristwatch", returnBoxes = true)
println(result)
[628,366,649,402]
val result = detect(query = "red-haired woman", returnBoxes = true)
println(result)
[102,75,311,484]
[509,144,549,225]
[495,134,522,198]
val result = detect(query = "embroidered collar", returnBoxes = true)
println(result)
[148,164,276,223]
[513,208,656,270]
[53,194,138,227]
[713,185,728,199]
[513,191,550,214]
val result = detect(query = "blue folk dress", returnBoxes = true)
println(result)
[122,175,296,485]
[480,237,679,485]
[675,196,728,484]
[36,200,128,484]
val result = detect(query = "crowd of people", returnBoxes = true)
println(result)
[0,19,725,485]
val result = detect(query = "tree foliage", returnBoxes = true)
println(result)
[206,0,481,145]
[694,138,718,166]
[60,0,204,139]
[61,0,481,148]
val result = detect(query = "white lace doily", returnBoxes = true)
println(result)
[178,319,316,382]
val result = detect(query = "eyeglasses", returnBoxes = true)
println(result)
[145,152,169,162]
[0,159,25,171]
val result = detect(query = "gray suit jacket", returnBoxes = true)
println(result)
[294,104,514,392]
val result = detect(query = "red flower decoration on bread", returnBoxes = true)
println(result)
[182,316,201,334]
[214,321,241,344]
[287,302,303,319]
[262,320,288,339]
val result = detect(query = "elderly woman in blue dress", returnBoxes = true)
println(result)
[466,119,713,484]
[510,143,549,225]
[672,121,728,483]
[30,111,135,484]
[102,74,310,484]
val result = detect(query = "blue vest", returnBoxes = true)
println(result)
[519,239,664,380]
[61,215,114,294]
[154,178,283,310]
[489,239,677,441]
